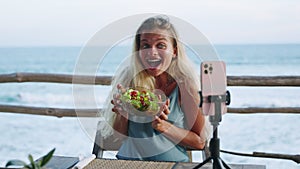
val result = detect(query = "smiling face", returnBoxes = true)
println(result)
[138,29,177,77]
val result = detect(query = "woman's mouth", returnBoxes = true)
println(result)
[147,58,162,68]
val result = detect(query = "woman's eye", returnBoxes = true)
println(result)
[157,43,166,49]
[141,44,150,49]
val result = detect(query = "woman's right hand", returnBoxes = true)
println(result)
[111,84,129,135]
[111,84,128,118]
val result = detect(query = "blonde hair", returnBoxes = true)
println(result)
[100,15,210,141]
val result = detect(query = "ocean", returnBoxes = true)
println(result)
[0,44,299,168]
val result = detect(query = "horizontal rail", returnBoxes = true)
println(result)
[227,75,300,86]
[221,150,300,164]
[228,107,300,114]
[0,72,112,85]
[1,72,300,86]
[0,104,98,118]
[1,104,299,118]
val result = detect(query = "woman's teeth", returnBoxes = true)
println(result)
[147,59,161,67]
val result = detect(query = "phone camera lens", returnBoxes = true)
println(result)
[204,70,208,74]
[204,64,208,68]
[209,67,213,71]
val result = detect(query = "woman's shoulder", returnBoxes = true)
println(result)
[177,78,200,101]
[177,77,198,90]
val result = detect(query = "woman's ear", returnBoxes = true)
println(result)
[173,47,177,59]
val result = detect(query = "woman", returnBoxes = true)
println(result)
[105,15,210,162]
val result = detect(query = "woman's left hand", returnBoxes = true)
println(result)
[152,99,172,132]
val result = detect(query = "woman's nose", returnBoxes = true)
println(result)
[148,47,158,56]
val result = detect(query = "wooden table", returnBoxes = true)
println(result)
[83,158,266,169]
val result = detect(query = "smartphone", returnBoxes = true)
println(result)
[200,61,227,116]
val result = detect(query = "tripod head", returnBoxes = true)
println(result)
[199,90,231,124]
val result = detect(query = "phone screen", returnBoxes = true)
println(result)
[200,61,227,115]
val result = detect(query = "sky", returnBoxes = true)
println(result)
[0,0,300,46]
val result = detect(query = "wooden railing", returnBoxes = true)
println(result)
[0,72,300,118]
[1,72,300,163]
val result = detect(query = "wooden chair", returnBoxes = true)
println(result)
[92,128,210,162]
[92,129,124,158]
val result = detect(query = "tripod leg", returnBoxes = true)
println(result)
[193,157,212,169]
[220,158,231,169]
[212,158,231,169]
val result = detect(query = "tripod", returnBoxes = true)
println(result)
[194,92,231,169]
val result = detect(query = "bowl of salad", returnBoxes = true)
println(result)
[119,87,167,116]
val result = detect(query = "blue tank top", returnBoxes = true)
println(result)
[116,86,189,162]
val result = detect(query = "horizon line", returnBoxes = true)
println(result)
[0,42,300,48]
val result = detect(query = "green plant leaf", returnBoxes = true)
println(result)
[36,159,42,168]
[28,154,36,169]
[39,148,55,167]
[5,159,27,167]
[36,165,42,169]
[5,148,55,169]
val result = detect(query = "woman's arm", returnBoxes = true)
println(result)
[112,112,128,136]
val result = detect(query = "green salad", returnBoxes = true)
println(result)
[120,88,161,113]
